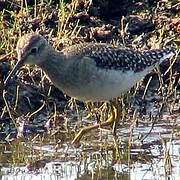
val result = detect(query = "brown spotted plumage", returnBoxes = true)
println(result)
[5,33,176,101]
[62,42,175,73]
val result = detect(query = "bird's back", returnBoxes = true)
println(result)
[57,43,175,101]
[62,43,175,73]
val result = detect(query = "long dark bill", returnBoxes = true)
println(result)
[4,59,24,86]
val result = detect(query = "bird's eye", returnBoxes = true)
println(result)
[30,47,38,54]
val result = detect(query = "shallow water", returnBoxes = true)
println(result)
[1,113,180,180]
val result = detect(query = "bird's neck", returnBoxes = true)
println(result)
[38,49,71,90]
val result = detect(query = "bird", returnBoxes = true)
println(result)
[4,33,176,145]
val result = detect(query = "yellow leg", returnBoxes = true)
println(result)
[72,101,121,145]
[112,100,121,135]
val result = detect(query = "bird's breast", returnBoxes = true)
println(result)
[55,68,149,102]
[41,58,152,102]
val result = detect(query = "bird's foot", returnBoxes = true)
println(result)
[71,116,117,147]
[72,101,121,147]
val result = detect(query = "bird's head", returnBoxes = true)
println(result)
[16,33,49,65]
[4,33,49,85]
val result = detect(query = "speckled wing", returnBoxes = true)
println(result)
[86,44,176,72]
[62,43,175,73]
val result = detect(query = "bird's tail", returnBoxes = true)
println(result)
[143,47,177,65]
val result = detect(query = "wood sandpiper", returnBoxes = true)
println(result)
[4,33,176,145]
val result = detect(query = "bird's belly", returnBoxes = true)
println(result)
[61,69,146,102]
